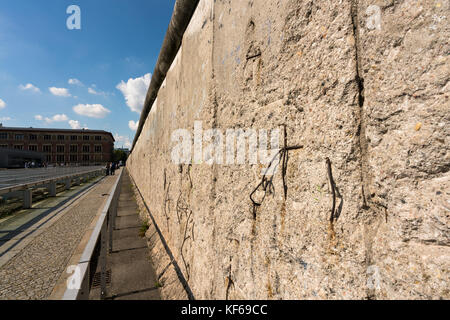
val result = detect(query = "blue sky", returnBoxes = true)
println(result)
[0,0,176,148]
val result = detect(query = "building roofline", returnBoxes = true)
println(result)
[0,126,115,142]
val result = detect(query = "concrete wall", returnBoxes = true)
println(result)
[128,0,449,299]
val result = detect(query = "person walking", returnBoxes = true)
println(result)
[111,162,116,175]
[106,162,111,176]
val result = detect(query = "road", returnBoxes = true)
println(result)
[0,166,104,190]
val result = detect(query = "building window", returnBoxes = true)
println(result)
[28,145,38,152]
[44,135,51,141]
[0,133,8,140]
[83,135,90,141]
[94,145,102,153]
[70,155,78,162]
[83,145,90,153]
[46,155,52,162]
[29,134,37,140]
[57,155,65,162]
[83,155,90,162]
[14,145,23,150]
[70,145,78,153]
[43,145,52,153]
[71,135,78,141]
[95,136,102,141]
[57,145,65,153]
[58,135,65,141]
[15,134,24,140]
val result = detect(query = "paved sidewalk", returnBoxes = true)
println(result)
[0,173,118,300]
[89,170,160,300]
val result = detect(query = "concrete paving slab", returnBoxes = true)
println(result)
[111,237,146,253]
[115,215,141,229]
[112,227,140,241]
[118,203,136,208]
[115,211,139,218]
[116,206,139,215]
[110,248,158,290]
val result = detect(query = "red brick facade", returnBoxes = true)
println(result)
[0,126,115,165]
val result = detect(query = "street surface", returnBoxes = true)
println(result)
[0,166,104,190]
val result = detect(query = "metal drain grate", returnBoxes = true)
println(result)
[92,270,112,288]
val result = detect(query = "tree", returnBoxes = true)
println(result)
[113,149,128,163]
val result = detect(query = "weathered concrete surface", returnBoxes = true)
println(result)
[128,0,449,300]
[355,0,450,299]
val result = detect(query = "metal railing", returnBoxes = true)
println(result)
[62,169,123,300]
[0,167,106,209]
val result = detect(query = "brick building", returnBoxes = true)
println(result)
[0,125,115,165]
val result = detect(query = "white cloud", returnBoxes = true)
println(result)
[35,114,88,129]
[0,98,5,109]
[116,73,151,113]
[73,104,111,118]
[49,114,69,122]
[69,120,89,130]
[128,120,138,131]
[88,85,110,96]
[35,114,69,123]
[114,133,132,149]
[49,87,71,97]
[19,83,41,93]
[0,117,11,121]
[68,78,83,86]
[69,120,81,129]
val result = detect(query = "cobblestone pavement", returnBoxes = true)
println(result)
[0,174,117,300]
